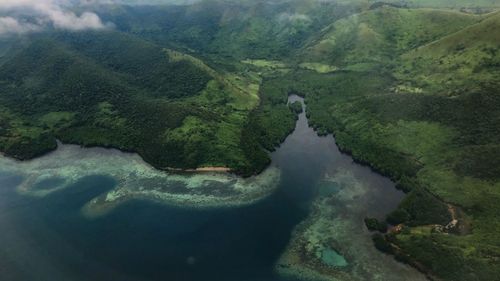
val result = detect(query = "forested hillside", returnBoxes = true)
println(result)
[93,0,362,59]
[265,7,500,280]
[0,30,285,175]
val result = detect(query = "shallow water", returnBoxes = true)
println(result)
[0,95,425,281]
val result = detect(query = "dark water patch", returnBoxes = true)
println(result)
[0,172,307,281]
[0,95,421,281]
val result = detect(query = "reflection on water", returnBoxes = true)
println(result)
[0,95,425,281]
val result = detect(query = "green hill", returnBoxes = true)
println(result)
[0,30,274,174]
[302,7,483,68]
[397,11,500,95]
[263,6,500,280]
[398,0,500,9]
[94,0,363,59]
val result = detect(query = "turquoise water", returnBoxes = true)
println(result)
[322,248,348,268]
[0,96,425,281]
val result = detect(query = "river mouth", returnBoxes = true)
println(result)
[0,95,425,281]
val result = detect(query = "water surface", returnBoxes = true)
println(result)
[0,95,425,281]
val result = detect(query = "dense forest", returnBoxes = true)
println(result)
[0,30,295,174]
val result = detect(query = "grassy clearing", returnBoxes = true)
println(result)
[298,62,338,73]
[241,59,288,69]
[168,49,261,110]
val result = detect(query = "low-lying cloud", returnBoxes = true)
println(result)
[0,16,40,35]
[0,0,110,35]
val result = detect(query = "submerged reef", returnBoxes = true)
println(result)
[82,167,280,218]
[0,144,281,218]
[275,168,426,281]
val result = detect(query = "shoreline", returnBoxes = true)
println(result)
[162,166,231,173]
[1,98,431,278]
[4,97,430,280]
[0,141,234,175]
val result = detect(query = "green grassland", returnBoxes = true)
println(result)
[399,0,500,9]
[302,7,484,67]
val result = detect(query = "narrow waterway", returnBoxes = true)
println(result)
[0,95,425,281]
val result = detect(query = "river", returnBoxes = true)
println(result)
[0,95,425,281]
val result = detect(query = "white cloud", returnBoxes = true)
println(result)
[0,16,40,35]
[43,9,106,30]
[0,0,110,34]
[79,0,201,6]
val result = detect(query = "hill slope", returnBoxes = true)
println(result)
[0,30,272,174]
[397,11,500,95]
[264,7,500,280]
[302,7,484,68]
[94,0,363,59]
